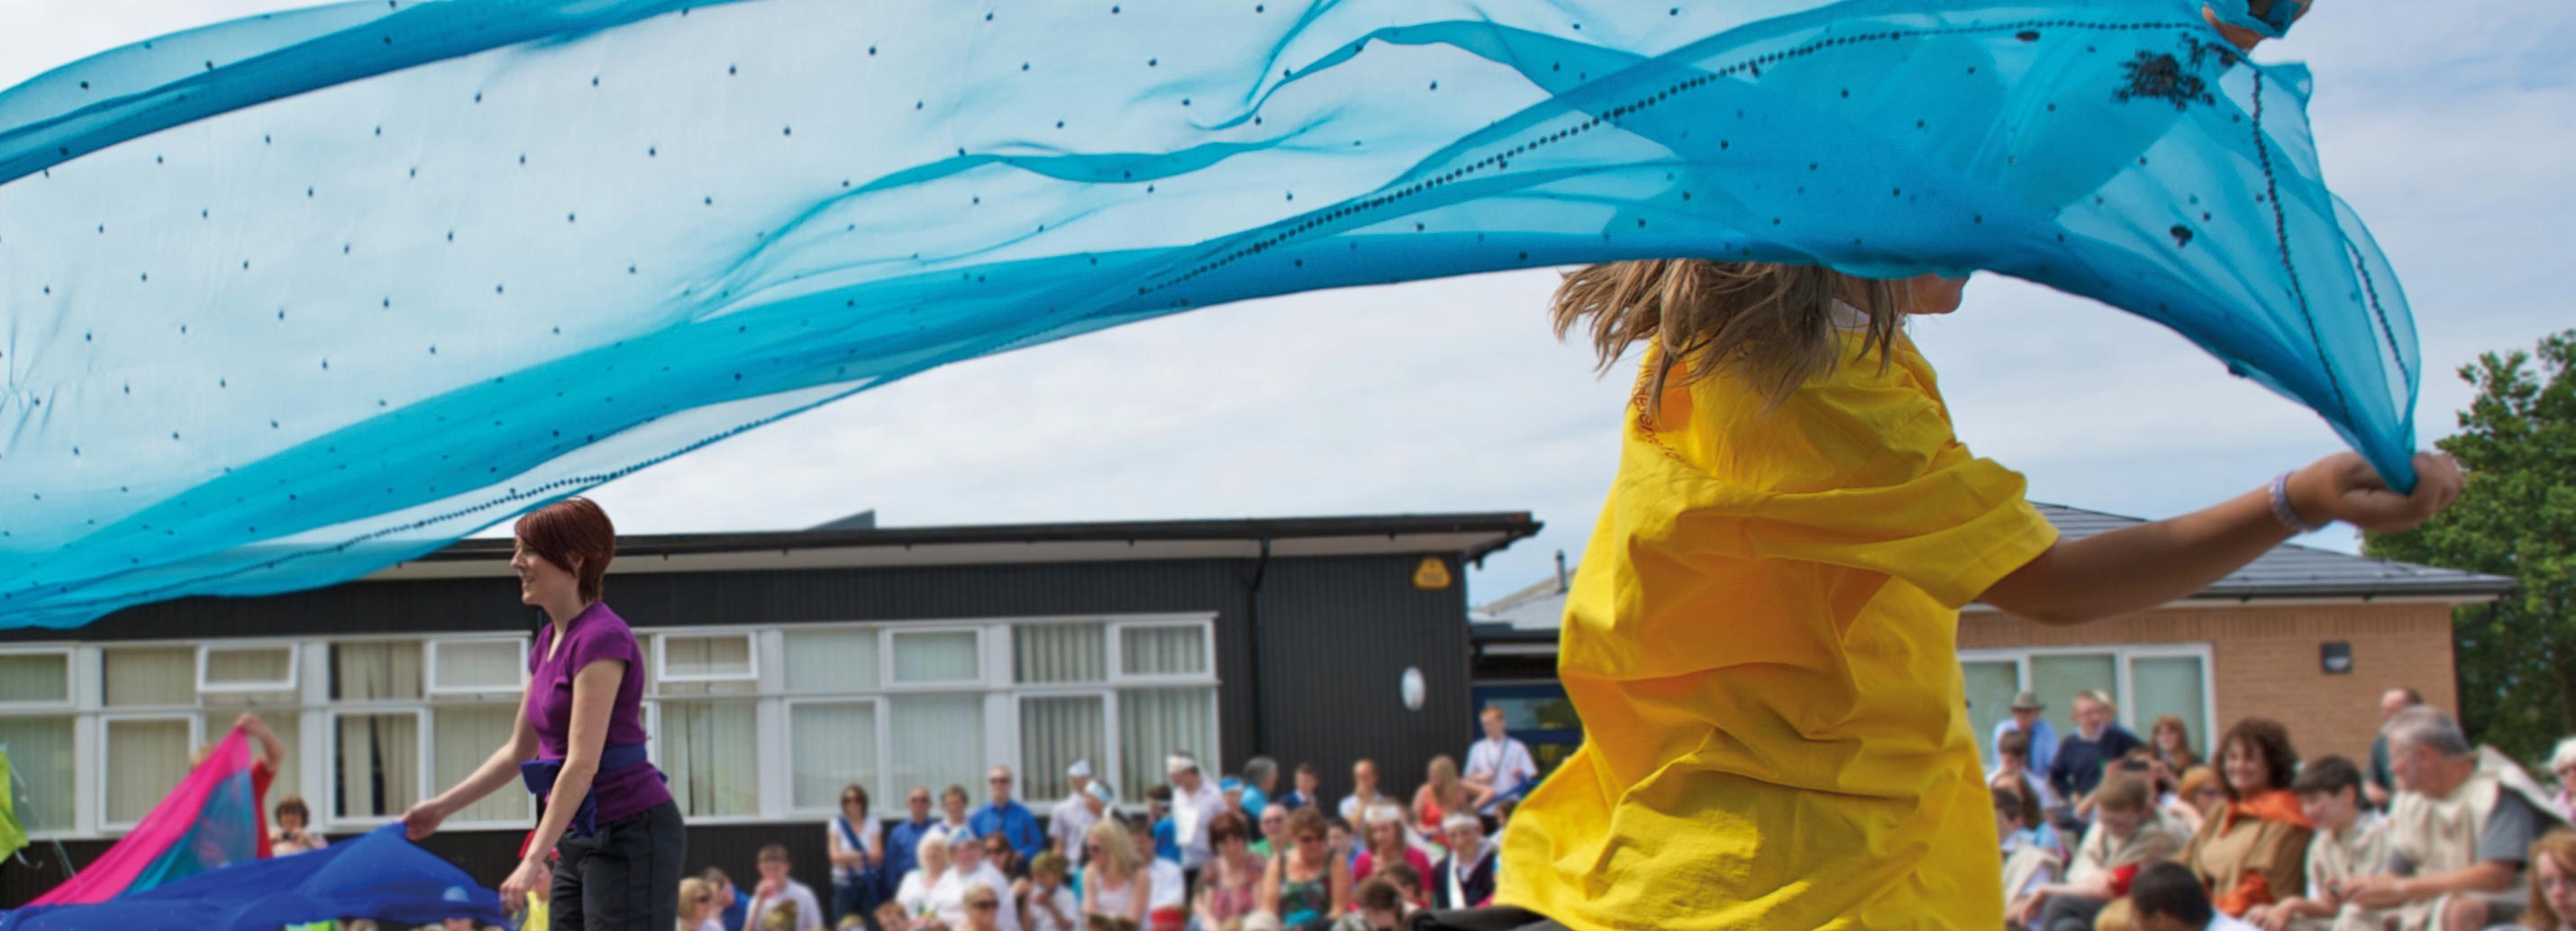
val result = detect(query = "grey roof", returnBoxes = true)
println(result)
[1472,502,2513,634]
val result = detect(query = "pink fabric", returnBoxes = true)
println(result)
[32,730,262,905]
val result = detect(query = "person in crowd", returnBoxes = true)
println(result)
[751,844,827,931]
[1993,730,2062,816]
[2367,689,2427,812]
[2340,705,2569,930]
[1410,754,1491,839]
[1195,811,1268,928]
[1242,757,1279,818]
[2132,862,2264,931]
[942,785,975,835]
[1019,852,1080,931]
[1222,778,1249,826]
[1339,761,1388,825]
[2016,771,2183,931]
[887,788,942,906]
[1051,762,1102,866]
[1993,770,2062,863]
[2179,718,2312,919]
[1998,692,2062,780]
[1461,707,1539,814]
[1325,817,1357,872]
[2154,715,2205,772]
[1281,763,1323,813]
[935,829,1023,931]
[1352,804,1431,890]
[831,784,887,931]
[1254,804,1289,859]
[1170,753,1229,878]
[2515,830,2576,931]
[987,833,1028,882]
[872,902,918,931]
[1262,808,1352,926]
[2244,755,2385,931]
[975,767,1046,866]
[681,877,728,931]
[272,794,328,857]
[1999,786,2065,929]
[1082,818,1152,927]
[1133,814,1189,931]
[401,498,684,930]
[897,828,954,920]
[705,867,754,931]
[2053,690,2147,827]
[1144,786,1179,864]
[2551,740,2576,826]
[960,883,1011,931]
[1433,814,1497,910]
[1380,863,1428,914]
[1335,877,1411,931]
[1083,917,1140,931]
[2172,766,2226,836]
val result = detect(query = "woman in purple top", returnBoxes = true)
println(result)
[402,497,683,930]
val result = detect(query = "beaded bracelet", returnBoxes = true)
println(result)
[2270,472,2329,534]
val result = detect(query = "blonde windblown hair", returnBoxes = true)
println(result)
[1547,260,1908,415]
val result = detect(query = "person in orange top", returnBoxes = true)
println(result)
[2183,719,2316,917]
[1461,258,2462,931]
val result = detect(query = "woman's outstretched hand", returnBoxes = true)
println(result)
[400,799,447,841]
[2289,451,2463,534]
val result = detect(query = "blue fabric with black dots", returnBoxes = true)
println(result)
[0,0,2414,628]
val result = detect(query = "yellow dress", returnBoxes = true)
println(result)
[1496,330,2058,930]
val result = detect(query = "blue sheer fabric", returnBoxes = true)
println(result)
[0,0,2414,628]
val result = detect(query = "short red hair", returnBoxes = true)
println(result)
[514,497,615,602]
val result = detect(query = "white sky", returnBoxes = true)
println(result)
[7,0,2569,603]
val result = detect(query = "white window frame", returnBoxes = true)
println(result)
[652,630,761,685]
[885,626,988,689]
[96,712,203,832]
[782,696,889,817]
[323,706,432,826]
[1958,643,2217,754]
[0,647,77,710]
[196,641,300,695]
[426,636,531,697]
[1108,619,1219,684]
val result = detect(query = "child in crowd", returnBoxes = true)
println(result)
[2016,771,2183,931]
[1336,878,1413,931]
[2132,862,2263,931]
[1999,786,2065,928]
[1020,852,1080,931]
[2247,755,2387,931]
[751,844,826,931]
[1146,787,1179,865]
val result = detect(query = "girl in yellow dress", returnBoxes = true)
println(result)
[1486,260,2462,929]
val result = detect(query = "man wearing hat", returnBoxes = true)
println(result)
[1049,761,1105,867]
[1993,691,2060,780]
[972,765,1047,865]
[1168,753,1229,879]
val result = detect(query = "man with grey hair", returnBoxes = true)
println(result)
[2335,705,2566,931]
[2366,687,2426,810]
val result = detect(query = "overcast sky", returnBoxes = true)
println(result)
[8,1,2568,604]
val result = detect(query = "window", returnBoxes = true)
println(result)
[0,651,72,707]
[1959,645,2214,767]
[1116,624,1209,680]
[1119,689,1217,802]
[332,710,423,821]
[891,631,981,685]
[434,705,528,824]
[889,693,986,795]
[1015,624,1106,684]
[788,700,878,811]
[1020,694,1105,803]
[199,643,296,693]
[429,638,527,695]
[332,642,424,701]
[104,647,196,707]
[104,716,197,828]
[659,699,758,817]
[0,716,76,832]
[786,629,879,693]
[657,633,757,685]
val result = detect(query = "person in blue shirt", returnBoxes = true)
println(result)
[969,765,1046,864]
[702,867,752,931]
[1240,757,1278,818]
[1993,690,2060,779]
[1146,784,1180,863]
[1279,762,1323,812]
[880,786,940,904]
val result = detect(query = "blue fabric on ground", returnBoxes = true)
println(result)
[0,824,508,931]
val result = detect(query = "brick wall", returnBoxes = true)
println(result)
[1960,600,2461,765]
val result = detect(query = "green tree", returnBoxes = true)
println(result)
[2367,329,2575,765]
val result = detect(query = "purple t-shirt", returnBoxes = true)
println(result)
[529,601,669,824]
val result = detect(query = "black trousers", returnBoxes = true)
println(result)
[1402,907,1572,931]
[551,799,686,931]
